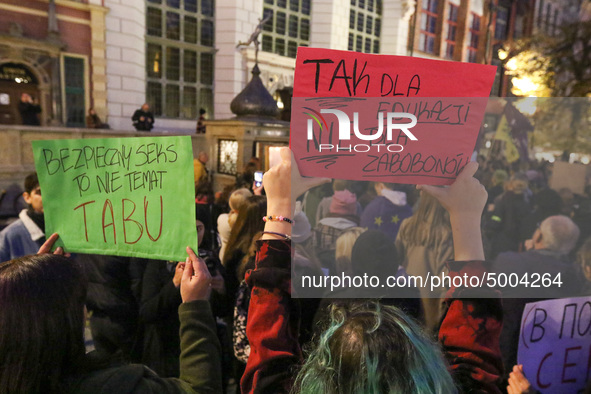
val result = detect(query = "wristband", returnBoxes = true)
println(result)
[261,231,291,241]
[262,215,293,224]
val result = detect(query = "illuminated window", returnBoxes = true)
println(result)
[146,0,214,118]
[348,0,382,53]
[218,139,239,175]
[444,4,458,59]
[466,12,481,63]
[419,0,438,54]
[262,0,311,58]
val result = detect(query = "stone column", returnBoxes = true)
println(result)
[89,4,109,121]
[214,0,263,120]
[309,0,350,50]
[381,0,416,56]
[103,0,146,131]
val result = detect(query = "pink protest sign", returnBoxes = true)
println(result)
[291,48,496,184]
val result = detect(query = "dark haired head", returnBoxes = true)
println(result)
[24,172,39,194]
[351,230,399,278]
[0,254,88,393]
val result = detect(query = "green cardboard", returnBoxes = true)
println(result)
[32,136,197,261]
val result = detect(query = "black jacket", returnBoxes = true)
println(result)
[132,109,154,131]
[18,101,41,125]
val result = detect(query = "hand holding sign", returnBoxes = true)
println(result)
[418,162,486,261]
[181,246,212,303]
[37,233,70,257]
[263,147,330,216]
[507,365,533,394]
[417,162,487,217]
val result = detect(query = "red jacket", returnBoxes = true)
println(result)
[241,239,503,393]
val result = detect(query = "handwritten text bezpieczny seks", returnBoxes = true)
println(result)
[41,142,178,244]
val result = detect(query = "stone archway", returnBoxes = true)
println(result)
[0,57,52,126]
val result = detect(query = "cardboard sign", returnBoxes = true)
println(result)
[32,136,197,261]
[291,48,496,185]
[518,296,591,393]
[550,161,587,195]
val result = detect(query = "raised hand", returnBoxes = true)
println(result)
[418,162,487,261]
[263,147,330,216]
[417,162,487,217]
[180,246,212,302]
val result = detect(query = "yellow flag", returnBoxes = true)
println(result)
[494,115,520,163]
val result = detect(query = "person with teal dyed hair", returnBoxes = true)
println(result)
[294,301,455,393]
[240,148,503,394]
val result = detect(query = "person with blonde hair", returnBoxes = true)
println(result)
[395,192,453,332]
[217,188,252,261]
[334,227,366,276]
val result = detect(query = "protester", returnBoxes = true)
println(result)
[193,151,209,184]
[235,161,258,191]
[315,230,422,329]
[334,226,365,276]
[241,148,503,393]
[86,108,109,129]
[485,172,532,259]
[0,234,222,393]
[360,182,413,241]
[196,108,207,134]
[78,253,139,360]
[520,187,562,244]
[314,190,359,248]
[315,179,362,224]
[395,191,453,332]
[493,215,581,373]
[313,189,359,272]
[222,194,266,304]
[218,188,253,261]
[0,173,45,261]
[133,220,226,379]
[18,93,41,125]
[486,169,509,208]
[132,103,154,131]
[301,181,333,228]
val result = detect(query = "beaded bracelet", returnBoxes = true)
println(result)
[261,231,291,241]
[262,215,293,224]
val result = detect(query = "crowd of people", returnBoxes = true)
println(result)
[1,148,591,393]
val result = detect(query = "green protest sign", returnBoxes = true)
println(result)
[32,136,197,261]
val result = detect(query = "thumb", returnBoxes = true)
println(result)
[456,161,479,181]
[417,184,447,200]
[183,249,195,280]
[280,147,292,164]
